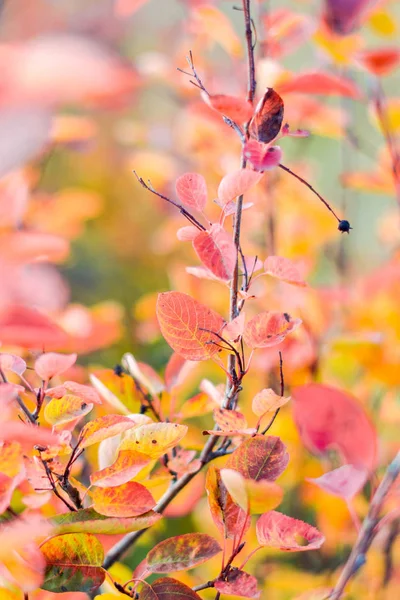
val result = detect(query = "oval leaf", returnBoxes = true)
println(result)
[215,570,260,598]
[203,92,253,123]
[147,533,221,573]
[243,311,302,348]
[277,72,362,99]
[243,141,282,172]
[90,449,151,488]
[40,533,105,593]
[226,435,289,482]
[52,508,161,535]
[156,292,225,361]
[139,578,202,600]
[307,464,368,500]
[256,511,325,552]
[176,173,207,211]
[252,388,291,417]
[292,383,377,469]
[193,224,236,281]
[206,465,250,540]
[122,422,187,459]
[218,169,263,203]
[35,352,77,381]
[44,395,93,426]
[249,88,284,143]
[92,481,155,517]
[79,414,139,449]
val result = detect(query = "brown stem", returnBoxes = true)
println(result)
[0,367,36,424]
[242,0,256,103]
[329,451,400,599]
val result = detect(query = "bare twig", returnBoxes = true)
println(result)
[261,352,284,434]
[242,0,256,103]
[329,451,400,599]
[0,367,36,424]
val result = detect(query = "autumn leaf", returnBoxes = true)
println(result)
[356,47,400,76]
[146,533,221,572]
[292,383,377,469]
[156,292,225,360]
[46,381,102,405]
[0,422,61,449]
[206,465,250,539]
[35,352,77,381]
[226,435,289,481]
[44,394,93,426]
[0,305,68,349]
[243,141,283,172]
[307,464,368,500]
[204,407,255,437]
[175,173,207,212]
[264,255,307,286]
[249,88,284,143]
[122,422,187,458]
[220,469,283,515]
[139,578,202,600]
[52,508,162,535]
[218,169,263,203]
[215,569,260,598]
[202,92,253,123]
[78,414,140,448]
[256,511,325,552]
[252,388,291,417]
[193,224,236,281]
[177,225,199,241]
[40,533,105,593]
[91,481,156,517]
[90,449,151,487]
[277,71,362,98]
[0,353,26,376]
[243,311,302,348]
[323,0,375,35]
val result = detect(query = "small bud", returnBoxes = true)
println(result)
[338,219,352,233]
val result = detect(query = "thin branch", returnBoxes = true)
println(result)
[260,352,284,435]
[242,0,256,103]
[278,163,342,224]
[329,451,400,599]
[0,367,36,424]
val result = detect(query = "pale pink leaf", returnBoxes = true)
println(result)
[177,226,200,241]
[0,353,26,376]
[35,352,77,381]
[264,256,307,287]
[218,169,263,203]
[243,141,282,173]
[307,464,368,500]
[176,173,207,211]
[244,312,302,348]
[224,312,245,341]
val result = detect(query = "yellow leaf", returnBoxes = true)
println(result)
[44,394,93,426]
[121,422,188,459]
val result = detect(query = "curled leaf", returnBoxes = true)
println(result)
[243,311,302,348]
[249,88,284,143]
[256,510,325,552]
[193,224,236,281]
[35,352,77,381]
[264,255,307,287]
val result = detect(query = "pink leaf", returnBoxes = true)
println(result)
[218,169,263,203]
[176,173,207,212]
[307,464,368,500]
[0,422,61,449]
[202,92,253,123]
[0,305,68,349]
[0,353,26,376]
[215,569,260,598]
[264,256,307,287]
[35,352,77,381]
[46,381,102,405]
[224,312,246,341]
[277,71,362,99]
[256,511,325,551]
[0,231,69,265]
[292,384,378,470]
[193,224,236,281]
[177,226,200,241]
[243,141,282,172]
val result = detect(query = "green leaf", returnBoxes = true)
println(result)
[40,533,105,593]
[147,533,221,573]
[139,578,202,600]
[51,508,162,535]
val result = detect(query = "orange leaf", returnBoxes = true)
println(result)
[252,388,291,417]
[226,435,289,481]
[249,88,284,143]
[356,47,400,76]
[202,92,253,123]
[0,231,69,264]
[176,173,207,212]
[277,71,362,99]
[156,291,225,361]
[218,169,263,203]
[35,352,77,381]
[292,384,377,470]
[264,255,307,286]
[91,481,155,517]
[256,510,325,551]
[193,224,236,281]
[90,449,151,488]
[243,311,302,348]
[146,533,221,572]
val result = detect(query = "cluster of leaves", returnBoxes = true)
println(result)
[0,0,399,599]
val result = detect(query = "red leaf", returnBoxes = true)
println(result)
[277,72,362,99]
[146,533,221,572]
[223,312,246,341]
[307,464,368,500]
[218,169,263,203]
[256,511,325,551]
[0,422,61,449]
[264,255,307,286]
[243,141,282,172]
[215,569,260,598]
[249,88,284,143]
[226,435,289,481]
[323,0,377,35]
[139,578,202,600]
[78,414,140,449]
[243,311,302,348]
[292,383,378,470]
[357,48,400,77]
[202,92,253,123]
[0,305,68,349]
[35,352,77,381]
[156,292,225,361]
[164,353,189,391]
[175,173,207,212]
[193,224,236,281]
[206,465,250,539]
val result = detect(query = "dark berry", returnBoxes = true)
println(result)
[338,220,352,233]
